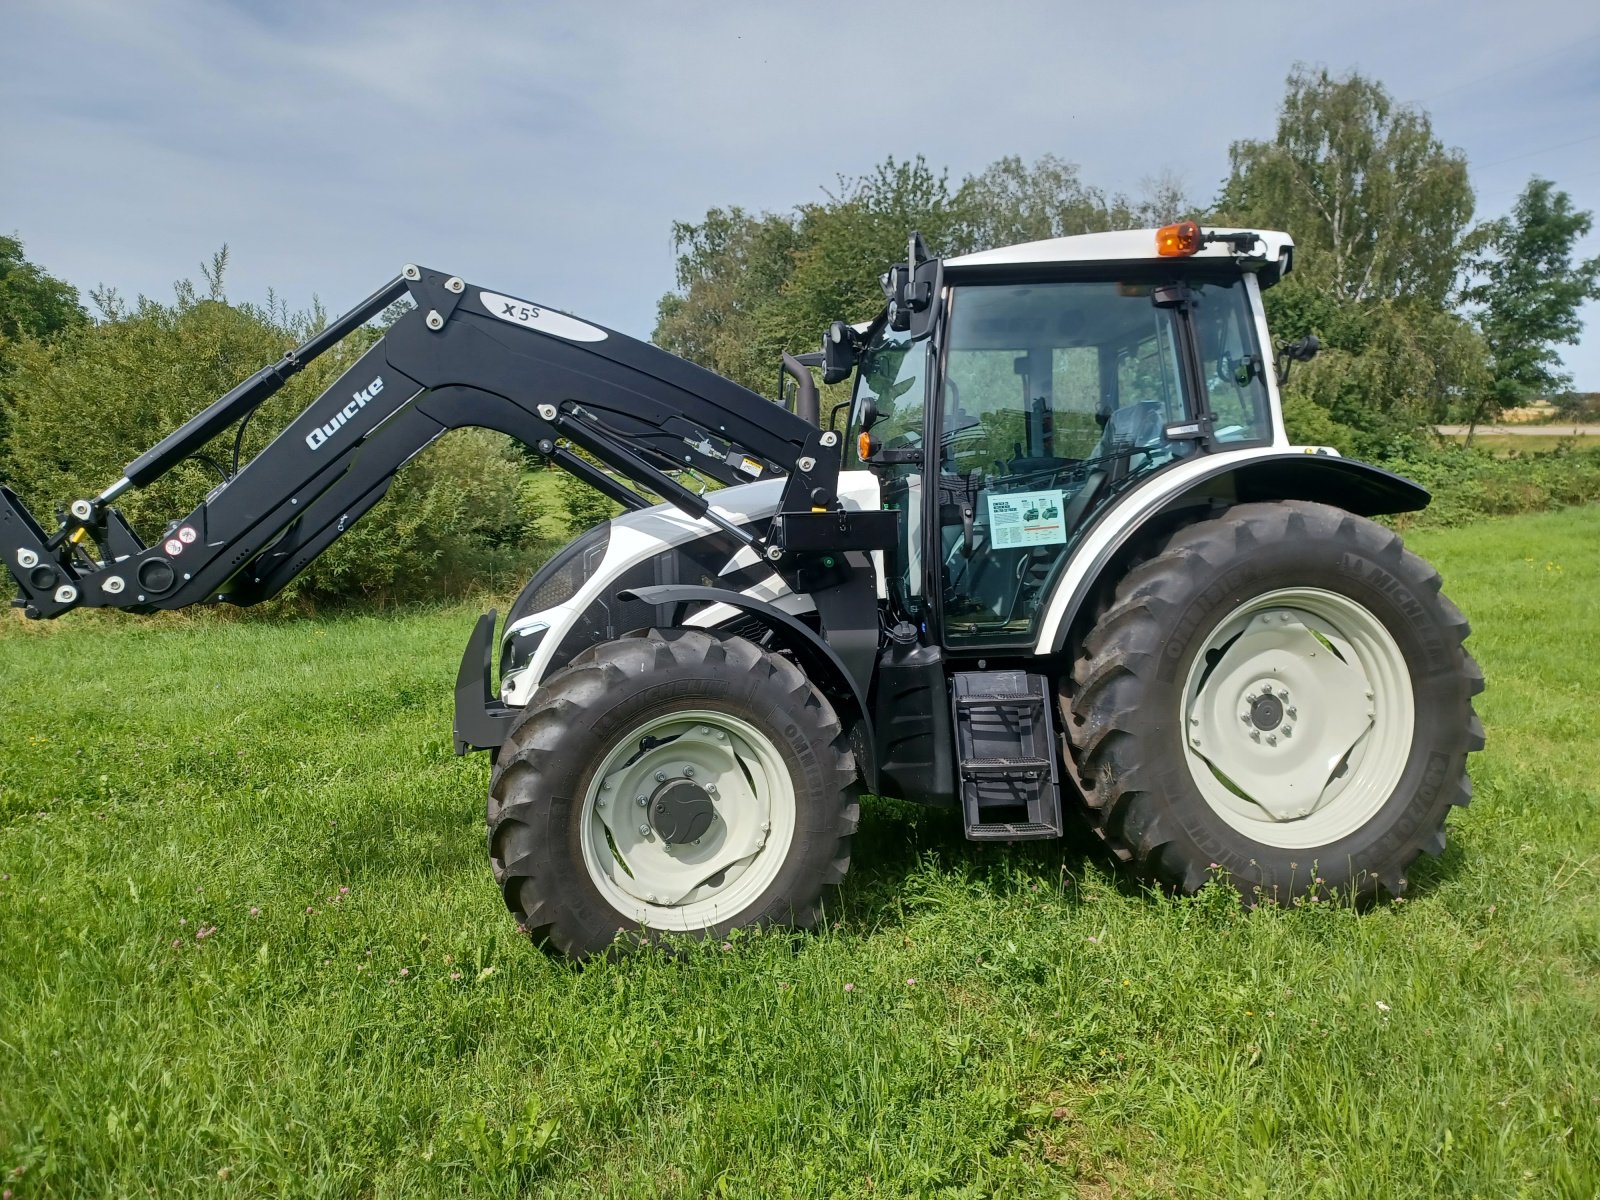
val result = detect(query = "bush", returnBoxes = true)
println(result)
[1385,441,1600,529]
[1,276,546,609]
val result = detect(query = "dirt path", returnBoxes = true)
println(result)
[1435,424,1600,436]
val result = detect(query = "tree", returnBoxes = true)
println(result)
[1460,177,1600,439]
[0,234,84,349]
[1221,66,1473,308]
[0,235,87,480]
[956,155,1191,249]
[1218,67,1482,446]
[653,153,1189,397]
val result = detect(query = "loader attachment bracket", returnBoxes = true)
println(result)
[454,609,517,755]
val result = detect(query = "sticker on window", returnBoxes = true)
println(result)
[987,489,1067,549]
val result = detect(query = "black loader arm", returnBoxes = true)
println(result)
[2,264,866,618]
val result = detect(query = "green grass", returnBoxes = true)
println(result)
[2,508,1598,1198]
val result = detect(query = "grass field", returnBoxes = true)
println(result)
[2,508,1597,1198]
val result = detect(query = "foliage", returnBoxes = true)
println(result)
[0,234,84,350]
[958,155,1190,250]
[1460,177,1600,430]
[1221,66,1473,308]
[654,155,1190,397]
[556,464,622,532]
[1385,440,1600,529]
[3,509,1599,1195]
[1219,67,1486,447]
[0,235,87,480]
[1,255,541,608]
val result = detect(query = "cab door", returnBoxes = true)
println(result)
[933,278,1197,649]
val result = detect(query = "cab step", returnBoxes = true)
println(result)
[952,671,1062,841]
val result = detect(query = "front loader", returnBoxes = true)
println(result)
[3,223,1484,958]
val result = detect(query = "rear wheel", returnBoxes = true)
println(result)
[488,627,859,957]
[1066,500,1484,902]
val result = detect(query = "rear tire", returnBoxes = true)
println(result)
[1066,500,1484,902]
[488,627,859,958]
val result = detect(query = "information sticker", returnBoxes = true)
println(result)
[986,489,1067,549]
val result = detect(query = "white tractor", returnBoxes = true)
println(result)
[4,223,1483,958]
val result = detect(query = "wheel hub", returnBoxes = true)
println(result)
[1248,691,1285,731]
[649,777,716,844]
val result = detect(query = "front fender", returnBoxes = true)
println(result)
[619,583,879,793]
[1037,449,1429,656]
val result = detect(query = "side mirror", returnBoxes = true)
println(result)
[858,395,880,432]
[884,232,941,339]
[821,320,858,385]
[1275,334,1320,385]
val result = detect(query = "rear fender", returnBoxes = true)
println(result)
[1037,448,1429,656]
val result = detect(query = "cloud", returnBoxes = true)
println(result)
[4,0,1598,384]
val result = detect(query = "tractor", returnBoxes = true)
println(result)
[1,221,1483,958]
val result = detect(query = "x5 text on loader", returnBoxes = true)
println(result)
[2,223,1484,958]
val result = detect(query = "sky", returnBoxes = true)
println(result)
[4,0,1599,388]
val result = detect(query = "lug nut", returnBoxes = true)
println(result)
[1250,730,1261,742]
[655,770,667,782]
[636,795,647,807]
[1283,726,1293,737]
[1287,706,1297,718]
[637,824,650,836]
[1262,683,1273,695]
[707,785,718,797]
[683,765,695,777]
[1266,734,1278,746]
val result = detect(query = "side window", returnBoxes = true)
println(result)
[1192,278,1273,444]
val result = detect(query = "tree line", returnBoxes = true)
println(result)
[1,66,1596,608]
[654,67,1600,457]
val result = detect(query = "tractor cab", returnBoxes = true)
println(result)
[841,224,1293,650]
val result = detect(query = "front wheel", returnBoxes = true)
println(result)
[488,628,859,958]
[1066,501,1484,902]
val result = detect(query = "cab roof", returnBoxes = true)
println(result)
[944,226,1294,285]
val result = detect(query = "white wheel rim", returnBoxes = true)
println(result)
[578,709,796,932]
[1181,587,1414,851]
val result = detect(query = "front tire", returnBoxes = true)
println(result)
[1066,501,1484,902]
[488,628,859,958]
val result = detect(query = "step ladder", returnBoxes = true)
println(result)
[952,671,1063,841]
